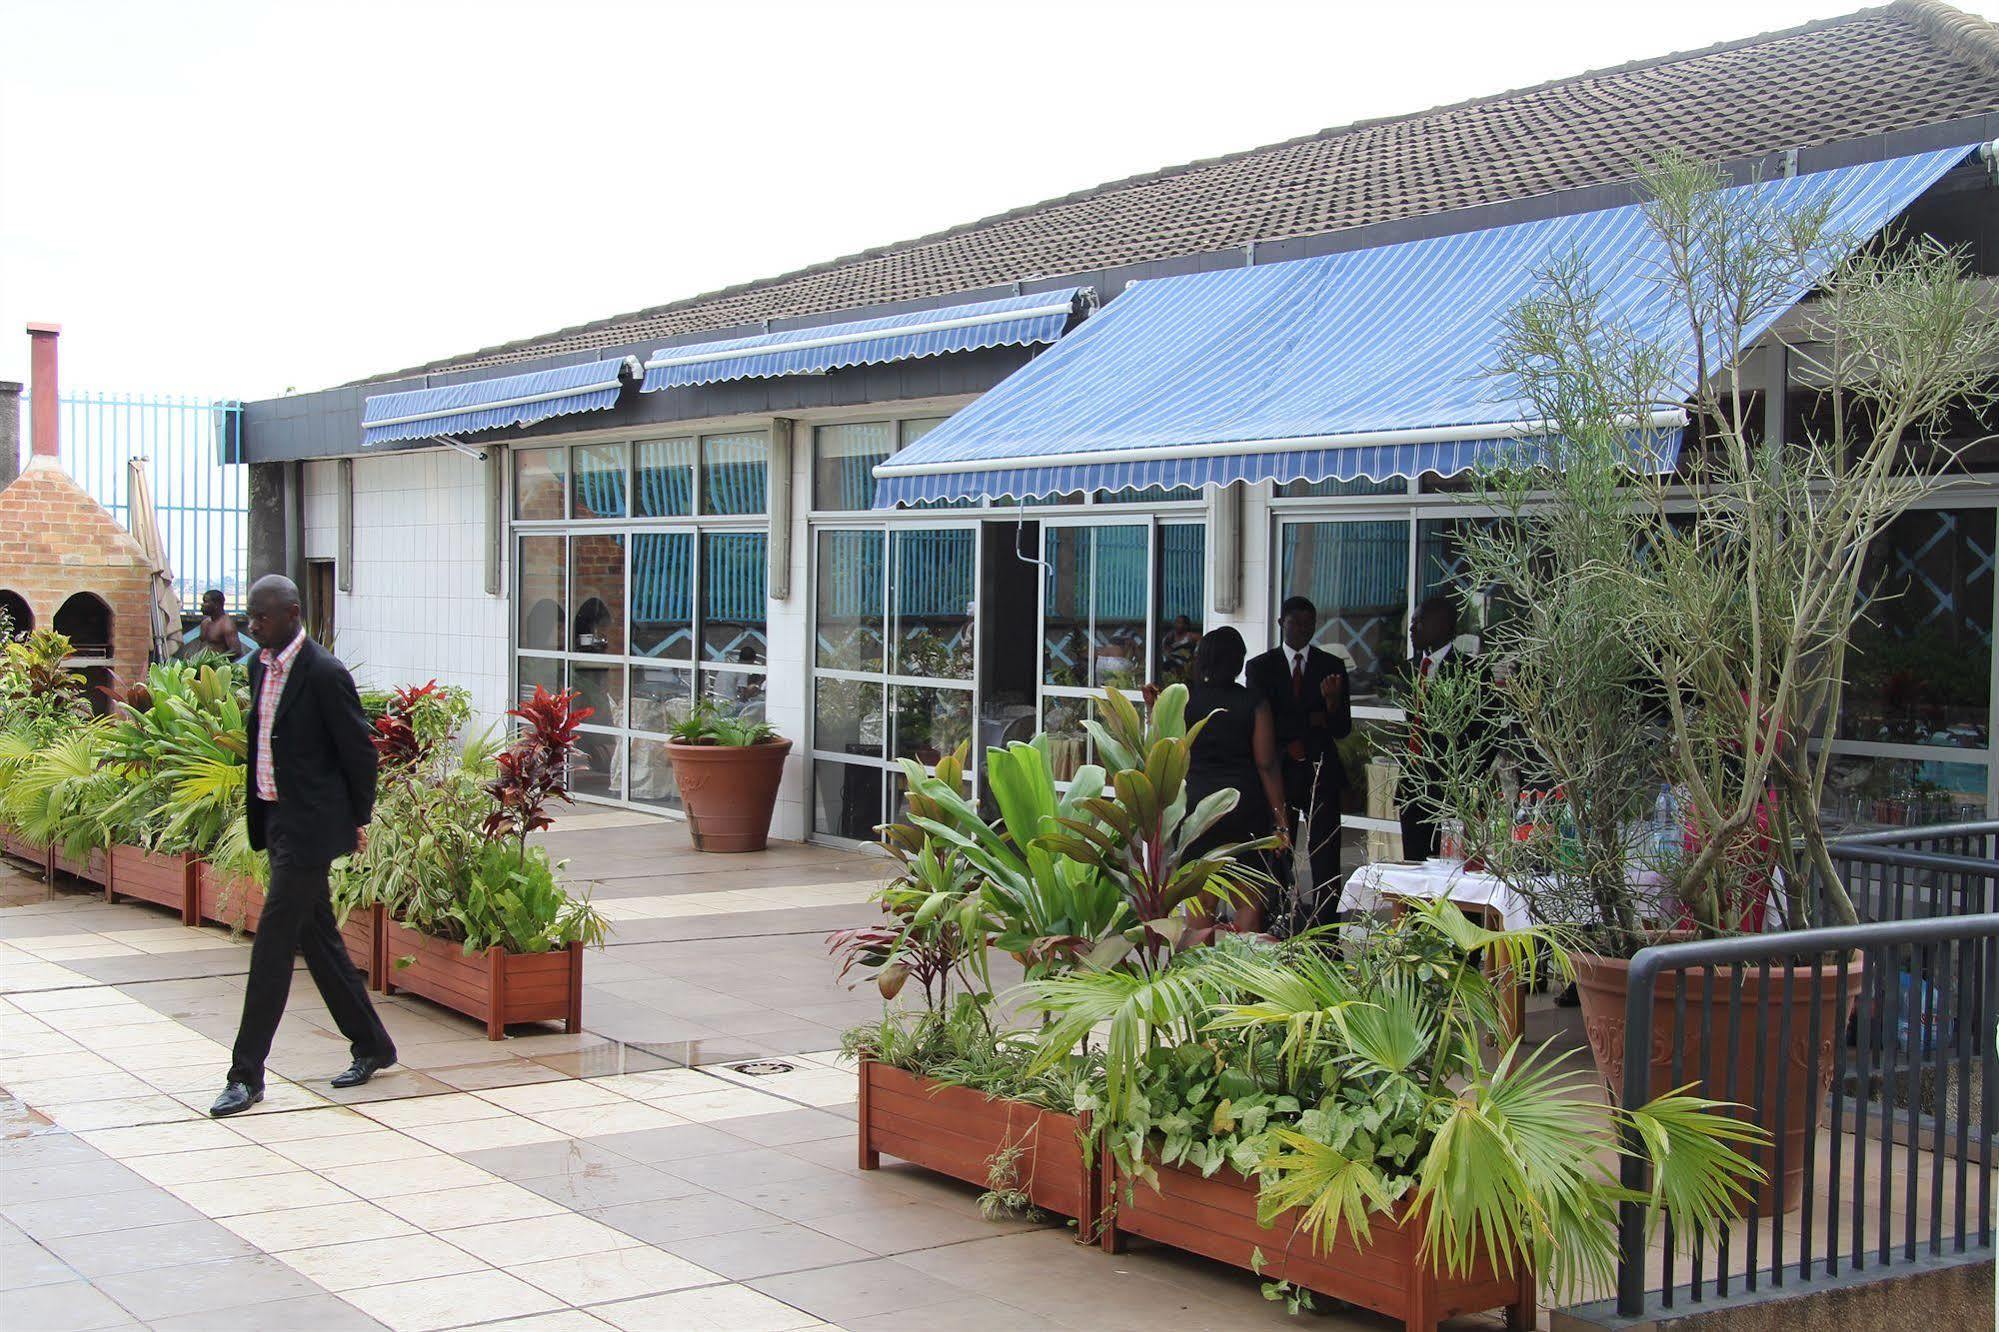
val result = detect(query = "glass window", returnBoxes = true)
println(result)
[816,530,884,670]
[628,738,681,811]
[1092,525,1148,690]
[571,663,626,731]
[1041,696,1091,782]
[569,533,626,655]
[516,536,567,650]
[571,443,628,519]
[1155,523,1205,686]
[815,422,894,512]
[701,431,767,515]
[699,667,767,720]
[1278,520,1412,697]
[515,655,562,707]
[512,447,567,520]
[892,528,974,680]
[892,685,972,766]
[1279,476,1407,498]
[571,731,625,802]
[900,417,948,447]
[1043,527,1090,688]
[702,531,767,664]
[1822,753,1988,831]
[1840,507,1992,750]
[814,759,883,841]
[634,438,694,518]
[629,664,692,734]
[629,532,693,660]
[815,678,884,761]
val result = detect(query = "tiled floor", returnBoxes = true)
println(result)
[1,812,1462,1330]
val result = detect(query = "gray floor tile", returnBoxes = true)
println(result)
[146,1292,389,1331]
[0,1278,137,1330]
[2,1186,203,1241]
[514,1161,703,1210]
[92,1252,326,1319]
[587,1193,780,1246]
[585,1122,753,1164]
[660,1219,878,1279]
[750,1256,975,1323]
[458,1138,632,1180]
[0,1238,78,1290]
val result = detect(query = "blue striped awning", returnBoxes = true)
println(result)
[640,289,1083,391]
[873,147,1974,506]
[362,356,639,446]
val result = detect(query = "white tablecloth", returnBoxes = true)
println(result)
[1344,861,1539,933]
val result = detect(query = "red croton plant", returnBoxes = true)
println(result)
[484,686,592,860]
[370,680,450,775]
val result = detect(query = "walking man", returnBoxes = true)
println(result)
[210,574,395,1117]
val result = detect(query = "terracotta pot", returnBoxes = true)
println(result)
[1104,1153,1532,1332]
[1575,950,1864,1217]
[381,918,582,1040]
[664,737,792,853]
[858,1060,1097,1232]
[107,845,198,924]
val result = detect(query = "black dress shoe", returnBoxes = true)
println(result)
[330,1054,395,1089]
[209,1082,263,1118]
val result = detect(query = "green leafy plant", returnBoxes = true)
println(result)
[667,696,779,747]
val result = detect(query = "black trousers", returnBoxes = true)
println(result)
[1279,760,1344,923]
[1399,807,1440,862]
[227,849,394,1089]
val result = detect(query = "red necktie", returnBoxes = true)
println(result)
[1420,653,1434,679]
[1291,653,1304,698]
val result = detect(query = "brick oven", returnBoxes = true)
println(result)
[0,324,158,705]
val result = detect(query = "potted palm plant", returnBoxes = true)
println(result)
[664,698,792,852]
[0,630,93,873]
[1424,152,1999,1214]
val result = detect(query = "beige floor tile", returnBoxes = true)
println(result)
[358,1092,514,1129]
[0,1050,113,1081]
[510,1246,718,1304]
[166,1168,359,1217]
[655,1087,792,1122]
[276,1232,491,1292]
[82,1021,194,1050]
[80,1118,245,1157]
[42,1092,201,1131]
[35,1001,160,1029]
[123,1143,299,1186]
[222,1105,379,1143]
[2,1069,156,1103]
[322,1152,498,1198]
[473,1080,629,1114]
[217,1199,418,1252]
[0,1028,88,1057]
[474,1313,616,1331]
[594,1283,825,1331]
[0,960,90,990]
[378,1181,567,1231]
[268,1128,436,1170]
[438,1212,643,1267]
[403,1114,571,1152]
[527,1102,687,1138]
[9,986,137,1013]
[341,1269,564,1332]
[589,1070,716,1100]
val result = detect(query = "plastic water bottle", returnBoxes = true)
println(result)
[1652,784,1677,859]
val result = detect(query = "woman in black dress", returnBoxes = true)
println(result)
[1180,627,1290,932]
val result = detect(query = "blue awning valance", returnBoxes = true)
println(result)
[362,356,639,446]
[873,146,1972,506]
[640,289,1084,391]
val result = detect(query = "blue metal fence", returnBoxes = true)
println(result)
[54,392,248,610]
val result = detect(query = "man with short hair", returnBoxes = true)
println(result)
[1398,594,1465,862]
[1245,596,1352,920]
[210,574,395,1118]
[196,589,244,658]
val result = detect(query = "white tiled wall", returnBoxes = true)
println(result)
[302,452,509,734]
[765,435,812,843]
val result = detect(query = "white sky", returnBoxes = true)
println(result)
[2,0,1987,402]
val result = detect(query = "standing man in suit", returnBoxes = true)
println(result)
[1398,594,1464,863]
[1245,596,1352,917]
[210,575,396,1117]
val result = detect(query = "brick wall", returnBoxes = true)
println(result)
[0,455,158,685]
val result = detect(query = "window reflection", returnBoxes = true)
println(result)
[517,537,566,651]
[630,532,693,660]
[628,738,681,811]
[892,685,972,766]
[814,759,883,841]
[569,533,626,654]
[571,443,627,519]
[515,655,562,707]
[1091,526,1147,690]
[629,664,692,734]
[1043,527,1089,687]
[701,432,767,515]
[815,422,893,512]
[1840,507,1992,749]
[700,667,767,721]
[1278,520,1411,697]
[702,531,767,664]
[634,438,694,518]
[1155,524,1205,685]
[893,528,973,680]
[513,447,566,520]
[816,530,884,670]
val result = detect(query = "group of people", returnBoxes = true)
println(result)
[1169,593,1465,932]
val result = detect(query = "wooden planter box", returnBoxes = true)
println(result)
[194,862,264,933]
[107,844,197,924]
[0,825,50,875]
[858,1060,1098,1233]
[1102,1156,1533,1332]
[381,919,582,1040]
[53,847,108,886]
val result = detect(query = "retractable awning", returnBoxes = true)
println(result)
[873,146,1973,506]
[362,356,640,446]
[640,289,1084,391]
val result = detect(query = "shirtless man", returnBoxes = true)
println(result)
[197,589,245,658]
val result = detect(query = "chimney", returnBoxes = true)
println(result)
[27,322,60,460]
[0,380,20,488]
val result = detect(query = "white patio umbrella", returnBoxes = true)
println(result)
[126,456,184,664]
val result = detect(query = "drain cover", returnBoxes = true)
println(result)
[728,1060,797,1077]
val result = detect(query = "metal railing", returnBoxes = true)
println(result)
[1828,822,1999,924]
[1612,898,1999,1318]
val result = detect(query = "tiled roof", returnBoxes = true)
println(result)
[360,1,1999,384]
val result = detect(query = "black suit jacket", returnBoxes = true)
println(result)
[245,636,378,866]
[1245,644,1353,801]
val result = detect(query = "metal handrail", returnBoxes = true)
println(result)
[1607,908,1999,1312]
[1832,820,1999,848]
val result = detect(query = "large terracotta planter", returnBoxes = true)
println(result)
[858,1060,1098,1232]
[53,847,108,886]
[381,918,582,1040]
[1103,1155,1532,1332]
[1575,950,1864,1217]
[107,845,197,923]
[664,737,792,852]
[0,825,50,876]
[194,863,264,933]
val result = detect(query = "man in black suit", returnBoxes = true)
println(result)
[1245,596,1352,917]
[1398,594,1464,863]
[210,575,395,1117]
